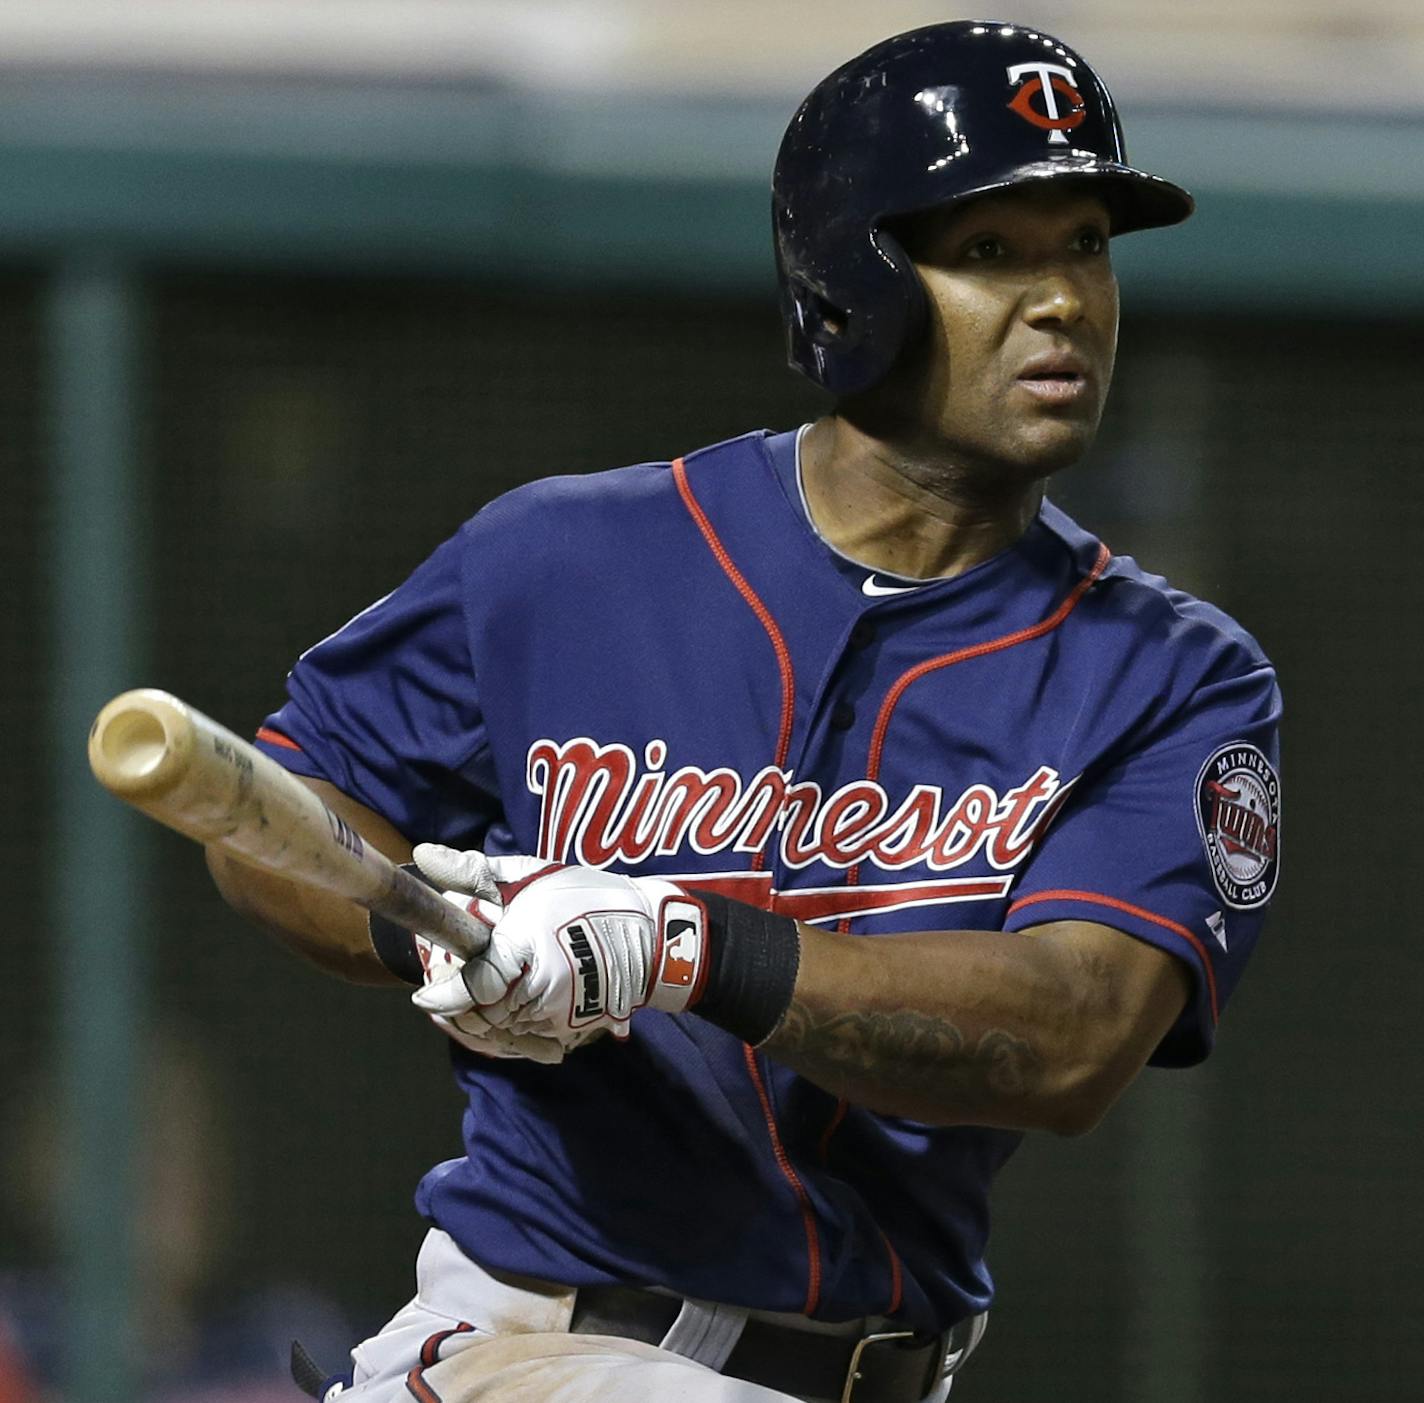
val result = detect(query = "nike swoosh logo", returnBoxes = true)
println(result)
[861,574,921,597]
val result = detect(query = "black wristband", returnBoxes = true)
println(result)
[367,863,433,986]
[687,892,801,1046]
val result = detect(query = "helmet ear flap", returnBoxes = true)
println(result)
[868,224,930,382]
[780,229,928,398]
[788,278,851,347]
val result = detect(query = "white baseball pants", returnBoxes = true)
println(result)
[323,1229,968,1403]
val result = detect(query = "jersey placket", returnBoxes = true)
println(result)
[673,453,835,1315]
[760,600,914,1318]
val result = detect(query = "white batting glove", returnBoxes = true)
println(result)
[411,902,568,1066]
[410,845,709,1048]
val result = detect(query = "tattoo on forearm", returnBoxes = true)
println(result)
[769,1000,1044,1110]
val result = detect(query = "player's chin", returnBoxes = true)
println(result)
[1008,414,1100,476]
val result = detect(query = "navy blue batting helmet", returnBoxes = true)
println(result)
[773,20,1194,396]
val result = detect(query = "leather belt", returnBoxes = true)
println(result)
[571,1284,949,1403]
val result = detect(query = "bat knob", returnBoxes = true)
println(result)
[89,688,196,800]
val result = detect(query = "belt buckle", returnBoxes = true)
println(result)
[839,1329,918,1403]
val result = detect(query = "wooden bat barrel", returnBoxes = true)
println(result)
[88,688,487,959]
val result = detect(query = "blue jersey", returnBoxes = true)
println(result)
[258,428,1281,1333]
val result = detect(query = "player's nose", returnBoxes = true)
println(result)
[1021,272,1085,329]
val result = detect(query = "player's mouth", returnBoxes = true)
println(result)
[1014,352,1092,405]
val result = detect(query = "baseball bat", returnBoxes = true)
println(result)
[87,688,487,960]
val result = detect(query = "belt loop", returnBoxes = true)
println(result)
[942,1312,988,1376]
[839,1330,917,1403]
[659,1298,749,1371]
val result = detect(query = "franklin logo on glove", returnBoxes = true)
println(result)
[563,921,606,1020]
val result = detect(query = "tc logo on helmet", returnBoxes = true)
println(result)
[1006,63,1086,144]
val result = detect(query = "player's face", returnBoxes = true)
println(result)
[883,185,1119,480]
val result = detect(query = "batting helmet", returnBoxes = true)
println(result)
[773,20,1194,396]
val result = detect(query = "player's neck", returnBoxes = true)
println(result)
[799,415,1045,582]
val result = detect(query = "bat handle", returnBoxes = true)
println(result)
[376,859,489,962]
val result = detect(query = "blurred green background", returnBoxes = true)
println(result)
[1,4,1419,1401]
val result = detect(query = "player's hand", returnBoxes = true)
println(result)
[411,909,571,1065]
[410,844,708,1047]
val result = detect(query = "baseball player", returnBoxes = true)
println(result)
[209,20,1281,1403]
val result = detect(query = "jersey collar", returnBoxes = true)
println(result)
[761,426,1110,604]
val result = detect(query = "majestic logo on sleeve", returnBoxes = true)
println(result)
[1196,743,1281,910]
[527,737,1074,925]
[1006,62,1086,145]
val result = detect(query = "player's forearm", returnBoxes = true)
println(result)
[205,847,400,984]
[204,773,413,985]
[761,926,1136,1134]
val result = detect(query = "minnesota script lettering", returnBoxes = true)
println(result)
[527,737,1072,875]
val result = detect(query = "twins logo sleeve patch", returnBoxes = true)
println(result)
[1195,742,1281,910]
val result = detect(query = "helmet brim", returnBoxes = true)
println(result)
[894,159,1195,236]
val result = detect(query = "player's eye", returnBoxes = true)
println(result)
[962,235,1005,261]
[1074,226,1107,255]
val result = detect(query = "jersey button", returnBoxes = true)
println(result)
[848,618,876,649]
[830,700,856,731]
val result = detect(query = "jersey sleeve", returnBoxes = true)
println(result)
[1003,650,1283,1067]
[254,527,501,848]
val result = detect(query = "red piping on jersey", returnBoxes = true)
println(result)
[835,541,1111,929]
[817,1098,848,1163]
[876,1226,905,1317]
[674,453,822,1315]
[819,541,1112,1178]
[256,725,300,751]
[1008,888,1220,1022]
[743,1043,823,1314]
[405,1321,474,1401]
[868,543,1110,790]
[672,456,795,874]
